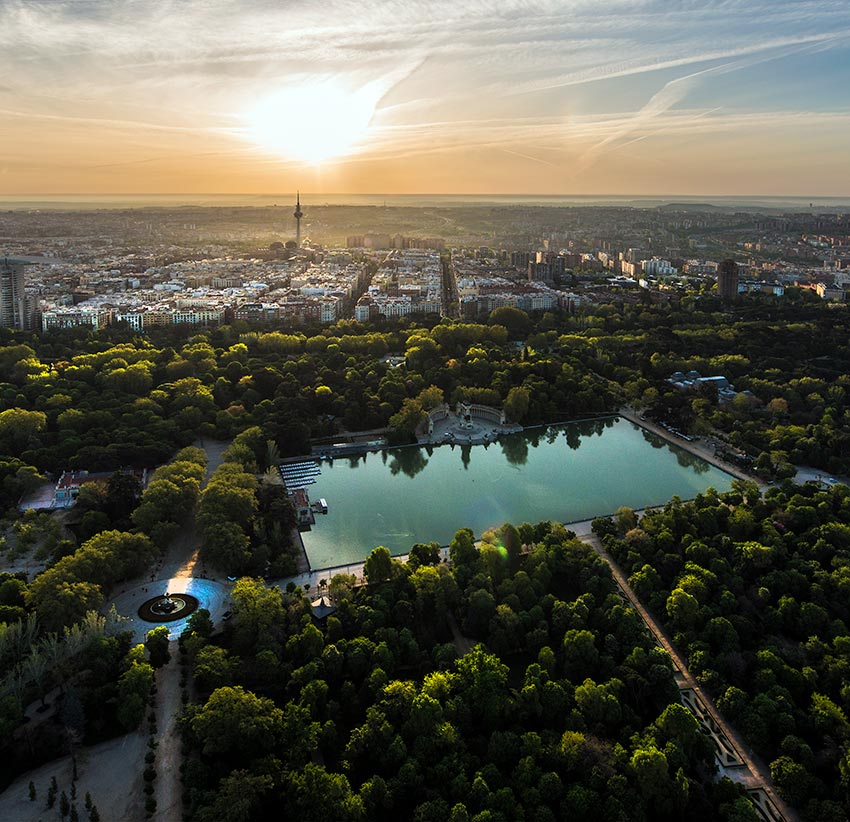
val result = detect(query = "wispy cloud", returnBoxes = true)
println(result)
[2,0,850,192]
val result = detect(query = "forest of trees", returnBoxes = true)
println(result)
[178,523,762,822]
[595,481,850,820]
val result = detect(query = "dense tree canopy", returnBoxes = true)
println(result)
[598,481,850,819]
[181,523,753,821]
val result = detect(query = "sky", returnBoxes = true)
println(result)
[1,0,849,196]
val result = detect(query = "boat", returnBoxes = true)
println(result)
[280,466,321,476]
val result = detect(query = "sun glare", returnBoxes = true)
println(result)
[244,81,378,164]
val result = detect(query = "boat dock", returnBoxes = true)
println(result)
[279,461,329,526]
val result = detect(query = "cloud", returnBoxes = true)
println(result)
[570,34,848,175]
[2,0,850,190]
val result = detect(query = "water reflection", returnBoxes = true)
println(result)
[501,434,529,465]
[638,428,709,473]
[388,447,429,478]
[565,425,582,450]
[461,444,472,470]
[675,449,710,473]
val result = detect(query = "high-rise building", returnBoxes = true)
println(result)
[717,259,739,300]
[0,257,32,329]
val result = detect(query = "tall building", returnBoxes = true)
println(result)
[294,191,304,248]
[0,257,32,329]
[717,259,739,300]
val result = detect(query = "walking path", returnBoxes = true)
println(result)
[581,530,796,822]
[618,407,764,485]
[0,439,230,822]
[153,650,184,822]
[143,438,228,822]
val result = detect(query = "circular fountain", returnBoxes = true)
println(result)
[138,591,200,623]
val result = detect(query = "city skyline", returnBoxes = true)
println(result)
[2,0,850,196]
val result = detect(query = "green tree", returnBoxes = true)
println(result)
[488,307,531,339]
[408,542,441,569]
[229,578,285,654]
[504,387,531,423]
[666,587,699,630]
[196,770,272,822]
[364,546,393,584]
[29,580,104,633]
[0,408,47,454]
[454,646,509,731]
[770,756,813,808]
[145,626,171,668]
[417,385,445,411]
[190,686,283,758]
[631,745,671,801]
[116,649,153,731]
[193,646,236,693]
[389,398,427,438]
[185,608,214,639]
[286,764,365,820]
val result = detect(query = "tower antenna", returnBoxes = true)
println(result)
[294,191,304,248]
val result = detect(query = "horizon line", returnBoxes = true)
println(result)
[2,192,850,199]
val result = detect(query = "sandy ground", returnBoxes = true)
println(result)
[153,647,184,822]
[0,730,147,822]
[0,508,73,581]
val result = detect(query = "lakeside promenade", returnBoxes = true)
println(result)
[616,406,765,485]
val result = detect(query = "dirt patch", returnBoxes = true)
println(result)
[0,730,146,822]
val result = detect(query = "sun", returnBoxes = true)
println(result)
[244,81,378,165]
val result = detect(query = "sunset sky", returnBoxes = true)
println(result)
[2,0,850,195]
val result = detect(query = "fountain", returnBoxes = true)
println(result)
[138,591,200,623]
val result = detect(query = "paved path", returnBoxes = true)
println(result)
[447,611,475,655]
[581,530,797,822]
[153,648,183,822]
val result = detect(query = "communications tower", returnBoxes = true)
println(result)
[294,191,304,248]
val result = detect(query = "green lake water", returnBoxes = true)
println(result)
[300,417,734,569]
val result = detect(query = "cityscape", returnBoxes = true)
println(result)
[5,199,850,336]
[2,2,850,822]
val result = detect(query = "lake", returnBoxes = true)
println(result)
[299,417,734,569]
